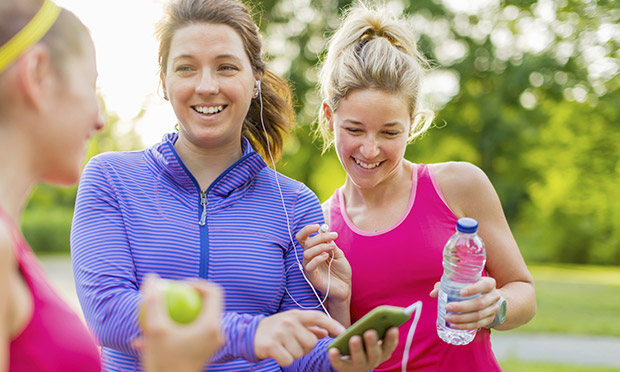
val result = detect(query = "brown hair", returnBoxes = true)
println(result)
[155,0,295,161]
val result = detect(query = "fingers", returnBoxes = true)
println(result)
[433,277,500,330]
[381,327,399,359]
[328,329,398,371]
[297,310,346,337]
[188,280,223,324]
[297,224,339,251]
[429,281,440,298]
[460,277,496,297]
[296,224,320,244]
[256,310,346,367]
[141,274,169,332]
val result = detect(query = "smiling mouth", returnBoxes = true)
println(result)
[353,157,383,169]
[193,105,225,115]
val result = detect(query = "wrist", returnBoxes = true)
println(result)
[485,294,507,329]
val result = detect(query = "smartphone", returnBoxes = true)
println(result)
[328,305,411,355]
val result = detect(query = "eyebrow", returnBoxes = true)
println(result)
[171,53,244,62]
[344,119,402,127]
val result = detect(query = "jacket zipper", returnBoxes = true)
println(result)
[199,190,207,226]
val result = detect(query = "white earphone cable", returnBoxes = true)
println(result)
[256,82,333,318]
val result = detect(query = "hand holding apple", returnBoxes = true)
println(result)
[140,278,203,326]
[137,274,223,372]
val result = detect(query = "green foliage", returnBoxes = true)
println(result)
[271,0,620,265]
[21,207,74,254]
[23,0,620,265]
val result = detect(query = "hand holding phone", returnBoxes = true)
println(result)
[328,305,411,355]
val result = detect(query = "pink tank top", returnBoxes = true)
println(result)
[1,210,101,372]
[329,164,501,371]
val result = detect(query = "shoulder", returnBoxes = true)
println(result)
[87,150,145,169]
[262,170,318,200]
[430,161,495,217]
[81,150,147,180]
[320,195,336,224]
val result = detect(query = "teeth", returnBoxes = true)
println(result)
[195,105,224,115]
[354,158,381,169]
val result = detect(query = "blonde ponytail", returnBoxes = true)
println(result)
[317,2,434,151]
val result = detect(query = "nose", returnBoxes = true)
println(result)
[359,136,380,159]
[196,70,219,95]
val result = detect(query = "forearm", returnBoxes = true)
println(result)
[283,337,335,372]
[209,311,264,364]
[495,280,536,331]
[75,280,142,355]
[326,297,351,328]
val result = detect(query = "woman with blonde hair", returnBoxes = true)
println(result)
[298,3,536,371]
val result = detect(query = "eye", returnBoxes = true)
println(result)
[344,127,362,134]
[219,64,239,73]
[384,130,401,137]
[174,65,194,73]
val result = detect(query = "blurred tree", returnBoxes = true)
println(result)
[25,0,620,264]
[258,0,620,264]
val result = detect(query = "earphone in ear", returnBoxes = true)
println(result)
[255,80,261,93]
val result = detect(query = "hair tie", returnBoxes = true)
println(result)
[0,0,61,74]
[359,30,402,50]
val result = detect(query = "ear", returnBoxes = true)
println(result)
[160,71,168,100]
[16,44,53,112]
[322,101,334,131]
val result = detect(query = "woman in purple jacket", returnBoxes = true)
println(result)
[70,0,397,371]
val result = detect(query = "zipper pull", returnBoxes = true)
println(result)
[199,190,207,226]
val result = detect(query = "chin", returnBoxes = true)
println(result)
[44,169,82,187]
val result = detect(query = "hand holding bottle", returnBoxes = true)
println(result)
[430,276,502,330]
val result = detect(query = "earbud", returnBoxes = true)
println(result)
[253,80,261,99]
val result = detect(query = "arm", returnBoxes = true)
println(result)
[70,157,142,356]
[0,224,13,372]
[433,162,536,331]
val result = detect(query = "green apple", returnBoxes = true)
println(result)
[161,279,203,324]
[141,279,203,326]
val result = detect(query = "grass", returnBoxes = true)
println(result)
[497,264,620,371]
[515,264,620,337]
[500,359,620,372]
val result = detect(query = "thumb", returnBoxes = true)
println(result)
[141,273,168,330]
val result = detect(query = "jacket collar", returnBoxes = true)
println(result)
[147,132,267,196]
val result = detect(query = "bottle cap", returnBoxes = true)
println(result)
[457,217,478,233]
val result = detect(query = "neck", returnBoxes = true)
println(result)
[0,126,36,220]
[174,135,244,190]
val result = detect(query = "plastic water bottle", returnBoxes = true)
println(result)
[436,217,486,345]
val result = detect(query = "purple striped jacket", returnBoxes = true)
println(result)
[71,133,335,372]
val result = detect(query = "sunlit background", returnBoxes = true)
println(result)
[55,0,175,146]
[24,1,620,369]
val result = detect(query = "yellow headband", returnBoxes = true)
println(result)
[0,0,61,74]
